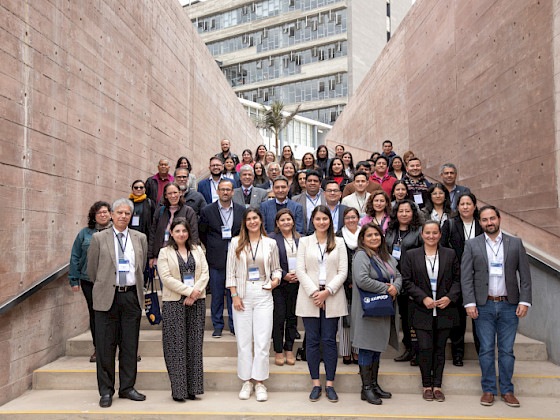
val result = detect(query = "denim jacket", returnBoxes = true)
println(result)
[69,227,96,286]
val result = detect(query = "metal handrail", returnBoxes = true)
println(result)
[0,263,69,316]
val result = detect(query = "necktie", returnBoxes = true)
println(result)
[244,189,251,204]
[117,233,126,286]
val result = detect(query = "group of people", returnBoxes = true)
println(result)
[69,138,532,409]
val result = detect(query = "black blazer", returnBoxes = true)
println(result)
[148,204,199,259]
[440,216,483,262]
[401,246,461,330]
[130,197,155,236]
[269,232,300,284]
[199,201,244,270]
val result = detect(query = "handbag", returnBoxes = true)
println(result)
[144,266,162,325]
[357,257,395,317]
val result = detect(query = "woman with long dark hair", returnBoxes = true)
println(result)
[226,207,282,402]
[69,200,112,363]
[236,149,254,172]
[254,144,267,164]
[342,151,355,180]
[322,157,350,194]
[269,209,301,366]
[279,145,299,170]
[420,183,456,226]
[253,161,269,186]
[352,223,401,405]
[361,191,391,234]
[158,217,209,402]
[282,161,297,198]
[301,152,322,176]
[316,145,330,176]
[388,156,405,180]
[296,205,348,402]
[176,156,197,190]
[291,170,307,197]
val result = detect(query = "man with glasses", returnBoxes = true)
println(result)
[174,167,206,218]
[323,180,346,234]
[199,179,245,338]
[198,156,235,204]
[145,158,174,204]
[260,176,304,235]
[292,170,325,235]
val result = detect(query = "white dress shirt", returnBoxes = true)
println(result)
[485,232,507,298]
[113,227,136,286]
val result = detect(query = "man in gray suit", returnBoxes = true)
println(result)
[292,170,325,235]
[461,205,531,408]
[87,198,148,408]
[233,164,268,208]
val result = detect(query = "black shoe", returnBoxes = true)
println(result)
[394,349,413,362]
[410,358,419,367]
[371,362,392,399]
[137,354,142,362]
[295,331,301,339]
[343,357,352,365]
[309,386,322,401]
[212,329,222,338]
[118,389,146,401]
[453,356,464,367]
[361,385,382,405]
[99,394,112,408]
[187,394,198,400]
[90,351,96,363]
[230,330,235,336]
[173,397,186,402]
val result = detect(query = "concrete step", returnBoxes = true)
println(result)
[66,329,548,361]
[1,390,558,419]
[31,356,560,397]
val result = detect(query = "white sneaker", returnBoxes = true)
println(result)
[255,382,268,402]
[239,381,253,400]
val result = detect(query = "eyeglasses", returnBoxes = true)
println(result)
[133,186,144,190]
[175,175,188,179]
[325,189,340,194]
[210,164,223,168]
[344,215,358,221]
[218,188,233,192]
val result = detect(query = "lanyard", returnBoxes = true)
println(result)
[249,239,261,263]
[425,249,438,276]
[374,214,387,227]
[486,237,503,259]
[397,228,409,244]
[219,206,233,226]
[330,204,339,223]
[463,221,474,240]
[317,242,327,261]
[307,193,320,208]
[211,177,221,195]
[114,230,129,254]
[356,194,367,212]
[284,237,295,253]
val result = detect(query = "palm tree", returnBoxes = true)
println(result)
[255,101,301,156]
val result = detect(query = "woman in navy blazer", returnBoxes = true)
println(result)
[269,209,301,366]
[401,220,461,402]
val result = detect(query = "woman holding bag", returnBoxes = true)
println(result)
[157,217,209,402]
[351,223,401,405]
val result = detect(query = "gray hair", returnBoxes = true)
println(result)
[273,175,289,186]
[112,198,134,213]
[239,164,254,175]
[440,163,457,174]
[158,158,169,164]
[267,162,280,171]
[174,167,189,176]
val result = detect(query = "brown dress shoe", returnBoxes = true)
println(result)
[501,393,520,407]
[422,389,434,401]
[433,389,445,402]
[480,392,494,406]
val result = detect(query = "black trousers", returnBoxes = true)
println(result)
[449,305,480,358]
[80,280,96,348]
[272,282,299,353]
[416,318,451,388]
[95,289,141,396]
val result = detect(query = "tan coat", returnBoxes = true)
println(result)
[157,245,209,301]
[87,228,148,311]
[295,234,348,318]
[225,236,282,299]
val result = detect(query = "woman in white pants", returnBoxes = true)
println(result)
[226,207,282,402]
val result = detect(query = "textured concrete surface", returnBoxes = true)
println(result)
[0,0,262,406]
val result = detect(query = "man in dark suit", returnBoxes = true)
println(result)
[461,206,532,408]
[292,170,325,235]
[197,156,234,204]
[440,163,470,210]
[323,179,346,234]
[87,198,148,408]
[199,179,244,338]
[233,164,268,208]
[260,176,304,235]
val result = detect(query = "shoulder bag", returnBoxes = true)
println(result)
[357,257,395,317]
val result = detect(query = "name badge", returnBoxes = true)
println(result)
[318,263,327,286]
[490,262,504,276]
[248,266,260,281]
[164,231,170,242]
[221,226,232,239]
[131,215,140,226]
[392,246,402,260]
[413,194,423,205]
[245,204,250,208]
[288,257,297,272]
[118,259,130,273]
[183,274,195,287]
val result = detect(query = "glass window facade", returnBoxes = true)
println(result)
[300,105,345,124]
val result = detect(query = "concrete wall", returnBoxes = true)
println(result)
[0,0,262,404]
[326,0,560,254]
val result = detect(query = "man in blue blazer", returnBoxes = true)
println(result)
[461,206,531,408]
[199,179,245,338]
[260,176,304,235]
[198,156,235,204]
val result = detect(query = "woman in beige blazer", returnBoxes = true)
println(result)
[157,217,209,402]
[226,207,282,402]
[295,205,348,403]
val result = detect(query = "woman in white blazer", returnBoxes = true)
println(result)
[226,207,282,402]
[296,205,348,403]
[157,217,209,402]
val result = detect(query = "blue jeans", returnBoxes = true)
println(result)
[358,349,380,366]
[209,267,234,331]
[303,309,339,381]
[475,300,519,395]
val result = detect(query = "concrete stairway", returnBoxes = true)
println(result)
[1,300,559,419]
